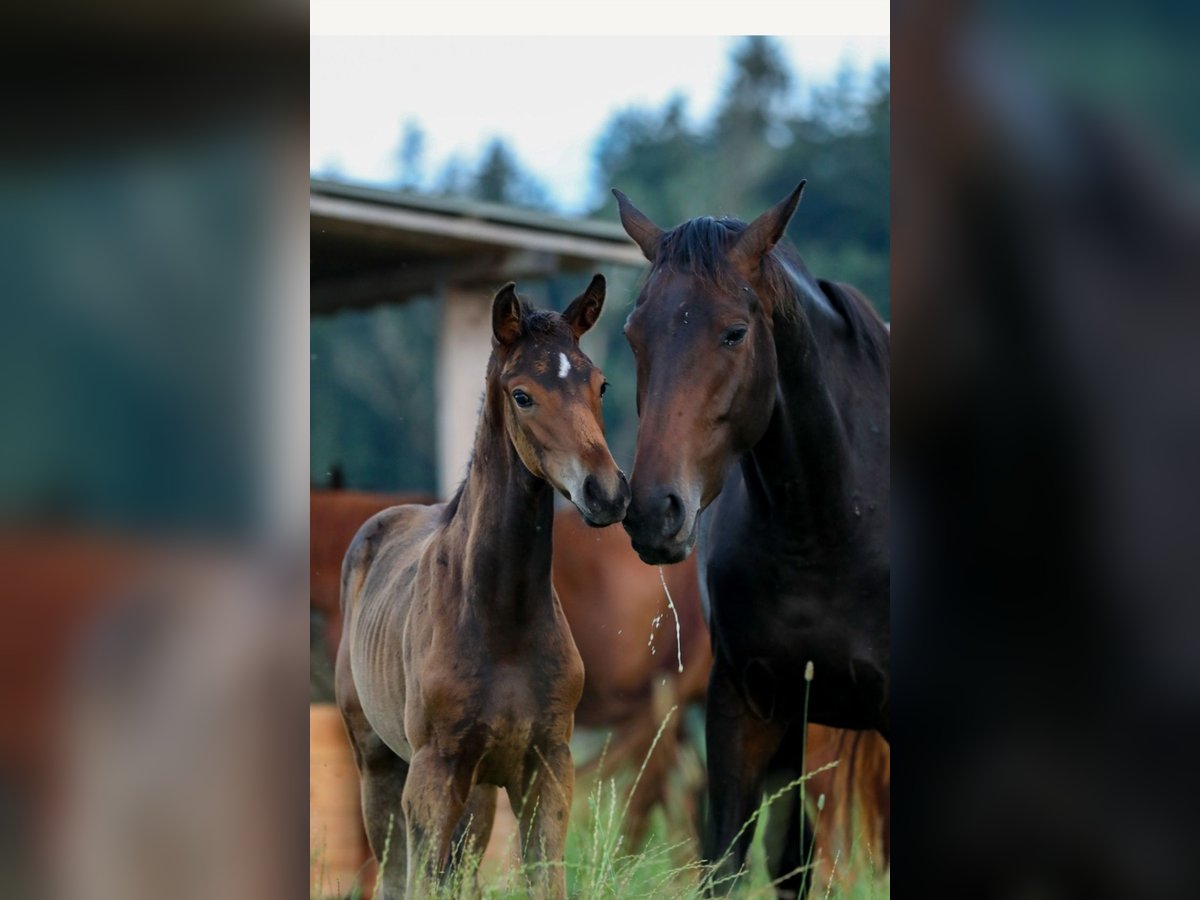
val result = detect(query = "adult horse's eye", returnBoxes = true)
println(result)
[600,381,609,399]
[722,326,748,346]
[512,389,533,408]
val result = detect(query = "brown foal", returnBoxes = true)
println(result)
[335,276,629,898]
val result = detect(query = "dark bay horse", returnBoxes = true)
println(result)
[613,184,890,896]
[335,277,629,898]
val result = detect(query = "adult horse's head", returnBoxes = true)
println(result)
[614,184,806,563]
[490,275,630,526]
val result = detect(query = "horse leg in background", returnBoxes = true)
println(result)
[449,783,498,878]
[402,748,471,895]
[511,742,574,899]
[624,678,680,849]
[702,662,786,894]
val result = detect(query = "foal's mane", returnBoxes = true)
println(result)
[651,215,888,364]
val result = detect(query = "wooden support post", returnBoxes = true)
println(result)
[436,283,495,499]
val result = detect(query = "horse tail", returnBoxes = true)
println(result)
[808,726,891,874]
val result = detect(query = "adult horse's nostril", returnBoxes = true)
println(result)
[659,491,684,537]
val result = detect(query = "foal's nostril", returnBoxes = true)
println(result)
[582,474,601,507]
[660,491,684,537]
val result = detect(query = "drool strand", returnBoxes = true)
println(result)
[658,566,683,673]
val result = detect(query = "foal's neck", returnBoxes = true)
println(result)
[451,357,555,619]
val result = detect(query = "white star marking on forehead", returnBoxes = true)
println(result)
[558,352,570,378]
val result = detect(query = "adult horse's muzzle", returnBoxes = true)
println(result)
[623,485,697,565]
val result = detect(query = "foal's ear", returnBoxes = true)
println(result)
[492,282,523,346]
[731,180,806,272]
[563,274,606,339]
[613,189,664,263]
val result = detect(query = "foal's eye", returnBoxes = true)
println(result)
[722,326,748,346]
[512,389,533,408]
[600,381,609,399]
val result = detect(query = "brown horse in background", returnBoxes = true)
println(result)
[336,278,629,898]
[549,510,711,848]
[311,489,435,661]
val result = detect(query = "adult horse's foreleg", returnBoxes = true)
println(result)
[402,748,471,895]
[702,661,786,895]
[762,724,819,899]
[511,742,574,899]
[761,765,815,899]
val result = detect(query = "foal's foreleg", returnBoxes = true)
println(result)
[511,743,574,900]
[450,783,498,884]
[402,748,471,895]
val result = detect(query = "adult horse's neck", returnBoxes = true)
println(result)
[450,357,555,620]
[741,266,854,548]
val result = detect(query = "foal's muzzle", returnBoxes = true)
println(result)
[578,470,631,527]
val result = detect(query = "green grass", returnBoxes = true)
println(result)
[313,708,888,899]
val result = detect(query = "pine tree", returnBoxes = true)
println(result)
[394,120,425,190]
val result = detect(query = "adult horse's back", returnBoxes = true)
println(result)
[613,184,889,895]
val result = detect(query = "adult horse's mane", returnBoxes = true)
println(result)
[648,215,889,365]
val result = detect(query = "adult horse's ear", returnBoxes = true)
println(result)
[731,180,806,272]
[563,273,606,339]
[613,189,664,263]
[492,282,523,346]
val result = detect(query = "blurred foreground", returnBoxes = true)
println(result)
[894,1,1200,897]
[0,9,308,899]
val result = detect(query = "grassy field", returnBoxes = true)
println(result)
[312,711,889,899]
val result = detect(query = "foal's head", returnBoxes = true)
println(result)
[489,276,630,527]
[613,184,806,563]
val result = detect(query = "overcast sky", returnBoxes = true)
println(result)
[311,36,890,214]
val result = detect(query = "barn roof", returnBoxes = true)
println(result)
[311,179,645,313]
